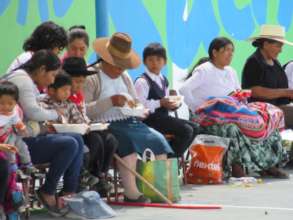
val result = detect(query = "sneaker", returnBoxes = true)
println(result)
[92,179,113,197]
[80,169,99,188]
[124,195,151,203]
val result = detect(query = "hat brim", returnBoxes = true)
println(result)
[248,36,293,46]
[64,69,97,77]
[93,38,141,69]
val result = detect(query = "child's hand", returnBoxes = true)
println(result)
[45,121,57,134]
[0,144,18,154]
[18,128,29,137]
[160,98,178,110]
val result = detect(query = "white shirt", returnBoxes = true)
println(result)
[135,69,169,113]
[285,62,293,89]
[6,52,33,73]
[179,61,240,111]
[97,70,130,122]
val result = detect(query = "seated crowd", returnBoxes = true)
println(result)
[0,21,292,219]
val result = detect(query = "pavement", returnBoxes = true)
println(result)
[29,169,293,220]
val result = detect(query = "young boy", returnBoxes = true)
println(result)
[41,60,117,195]
[135,43,198,157]
[62,57,118,195]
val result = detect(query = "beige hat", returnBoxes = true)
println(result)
[248,24,293,46]
[92,32,141,69]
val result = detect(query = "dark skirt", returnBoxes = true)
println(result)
[109,117,173,157]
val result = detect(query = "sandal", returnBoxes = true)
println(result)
[124,195,151,203]
[266,167,289,179]
[35,189,69,217]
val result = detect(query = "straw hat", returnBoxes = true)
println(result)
[248,24,293,46]
[93,32,141,69]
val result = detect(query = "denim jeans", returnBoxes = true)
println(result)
[24,133,84,195]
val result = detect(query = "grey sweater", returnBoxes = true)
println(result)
[5,70,58,122]
[84,66,138,121]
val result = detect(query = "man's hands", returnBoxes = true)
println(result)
[160,98,178,110]
[111,95,128,107]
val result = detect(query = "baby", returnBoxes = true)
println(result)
[0,81,36,174]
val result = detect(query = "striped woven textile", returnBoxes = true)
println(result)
[193,96,284,140]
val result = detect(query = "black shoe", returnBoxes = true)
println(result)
[35,189,69,217]
[92,179,112,197]
[124,195,151,203]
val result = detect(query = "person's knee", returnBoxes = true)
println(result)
[59,136,80,156]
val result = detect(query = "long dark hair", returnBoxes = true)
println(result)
[18,50,61,73]
[23,21,67,52]
[185,57,210,80]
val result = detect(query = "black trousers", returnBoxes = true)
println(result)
[0,157,9,204]
[144,115,199,157]
[83,130,118,177]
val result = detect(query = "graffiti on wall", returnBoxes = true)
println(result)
[107,0,293,86]
[0,0,292,86]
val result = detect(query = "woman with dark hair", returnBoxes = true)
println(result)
[61,25,89,61]
[7,21,67,73]
[180,37,288,179]
[242,24,293,128]
[180,37,240,111]
[4,50,84,216]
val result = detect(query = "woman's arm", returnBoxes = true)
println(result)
[250,86,293,100]
[179,69,203,111]
[84,75,113,121]
[9,75,58,121]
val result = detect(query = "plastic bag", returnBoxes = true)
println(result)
[186,135,229,184]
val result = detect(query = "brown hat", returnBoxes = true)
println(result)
[93,32,141,69]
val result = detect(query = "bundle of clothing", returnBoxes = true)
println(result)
[193,96,284,140]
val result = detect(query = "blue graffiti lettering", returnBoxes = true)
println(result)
[108,0,162,78]
[166,0,219,68]
[218,0,254,40]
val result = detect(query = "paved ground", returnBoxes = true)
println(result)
[30,169,293,220]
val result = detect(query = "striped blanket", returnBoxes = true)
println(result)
[193,96,284,140]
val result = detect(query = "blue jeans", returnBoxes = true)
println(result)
[24,133,84,195]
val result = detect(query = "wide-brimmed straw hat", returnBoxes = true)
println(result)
[248,24,293,46]
[92,32,141,69]
[63,57,97,76]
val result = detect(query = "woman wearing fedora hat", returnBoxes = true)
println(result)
[242,24,293,129]
[84,32,173,203]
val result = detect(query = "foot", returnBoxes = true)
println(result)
[124,195,151,203]
[266,167,289,179]
[35,189,68,217]
[232,164,246,177]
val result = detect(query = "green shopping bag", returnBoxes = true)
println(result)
[136,149,181,203]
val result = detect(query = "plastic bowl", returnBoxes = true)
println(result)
[53,123,89,135]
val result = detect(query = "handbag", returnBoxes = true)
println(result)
[136,149,181,203]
